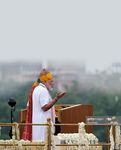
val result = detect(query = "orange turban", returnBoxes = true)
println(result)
[39,69,53,82]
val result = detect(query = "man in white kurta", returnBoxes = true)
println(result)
[32,83,54,141]
[31,69,66,142]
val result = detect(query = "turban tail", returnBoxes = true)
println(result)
[22,82,38,140]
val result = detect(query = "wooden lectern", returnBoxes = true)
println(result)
[58,104,93,133]
[19,109,27,138]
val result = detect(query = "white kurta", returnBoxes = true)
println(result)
[32,83,55,141]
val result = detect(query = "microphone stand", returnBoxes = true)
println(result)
[9,106,15,139]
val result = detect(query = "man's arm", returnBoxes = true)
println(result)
[42,92,66,111]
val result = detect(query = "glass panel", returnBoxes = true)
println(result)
[86,116,121,125]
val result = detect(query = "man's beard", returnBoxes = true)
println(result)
[49,87,53,91]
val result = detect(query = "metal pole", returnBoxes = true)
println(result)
[9,108,14,139]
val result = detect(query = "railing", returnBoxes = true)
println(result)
[0,118,51,150]
[0,120,121,150]
[54,123,111,150]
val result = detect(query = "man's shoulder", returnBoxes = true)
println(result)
[34,84,47,92]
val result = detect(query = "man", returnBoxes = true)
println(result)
[22,69,66,141]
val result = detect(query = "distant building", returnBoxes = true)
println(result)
[0,62,42,82]
[48,62,86,90]
[0,61,86,90]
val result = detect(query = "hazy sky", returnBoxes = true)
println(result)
[0,0,121,71]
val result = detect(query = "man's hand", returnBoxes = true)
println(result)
[55,92,66,100]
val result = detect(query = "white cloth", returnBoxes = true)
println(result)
[32,83,55,141]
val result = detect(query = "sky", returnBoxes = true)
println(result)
[0,0,121,71]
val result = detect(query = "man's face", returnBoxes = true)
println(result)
[45,79,54,90]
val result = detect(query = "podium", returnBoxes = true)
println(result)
[58,104,93,133]
[19,104,93,138]
[19,109,27,138]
